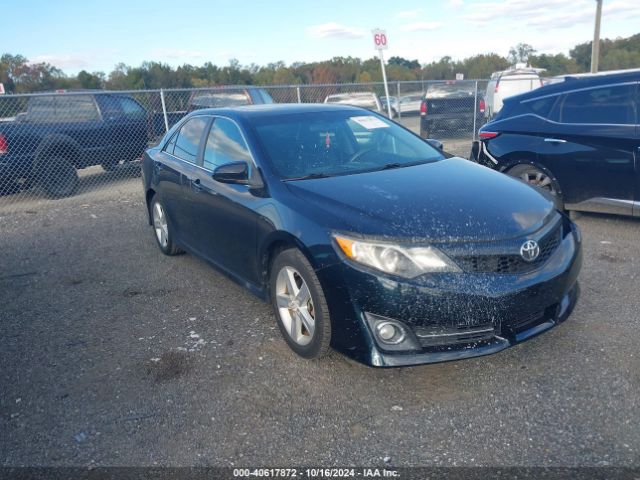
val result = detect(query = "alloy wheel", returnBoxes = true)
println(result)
[517,168,557,195]
[152,202,169,248]
[275,266,315,346]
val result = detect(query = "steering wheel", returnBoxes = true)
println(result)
[347,148,376,163]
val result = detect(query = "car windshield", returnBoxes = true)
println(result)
[191,91,250,108]
[250,110,444,180]
[426,83,476,98]
[325,94,378,110]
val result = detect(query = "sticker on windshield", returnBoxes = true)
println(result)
[350,116,389,129]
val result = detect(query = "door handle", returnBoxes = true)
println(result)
[190,178,203,191]
[544,138,567,144]
[154,162,164,171]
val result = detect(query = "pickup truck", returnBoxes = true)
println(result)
[419,81,485,139]
[0,92,149,197]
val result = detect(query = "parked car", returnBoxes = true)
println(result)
[188,87,274,112]
[324,92,384,115]
[470,70,639,216]
[381,93,423,117]
[141,104,582,367]
[484,65,544,119]
[419,81,485,138]
[0,91,149,197]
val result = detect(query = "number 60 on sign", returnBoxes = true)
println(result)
[372,29,388,50]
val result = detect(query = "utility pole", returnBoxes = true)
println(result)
[590,0,603,73]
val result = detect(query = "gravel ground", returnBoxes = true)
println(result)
[0,176,638,468]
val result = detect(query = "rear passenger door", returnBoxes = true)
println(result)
[156,116,210,246]
[537,82,637,214]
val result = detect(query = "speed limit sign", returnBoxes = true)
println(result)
[372,29,388,50]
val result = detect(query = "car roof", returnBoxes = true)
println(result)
[506,69,640,104]
[189,103,370,119]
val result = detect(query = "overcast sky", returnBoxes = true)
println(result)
[2,0,639,74]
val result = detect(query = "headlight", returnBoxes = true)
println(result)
[333,234,460,278]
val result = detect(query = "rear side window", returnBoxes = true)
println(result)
[559,84,636,125]
[203,117,252,170]
[55,95,101,122]
[26,95,100,123]
[172,117,208,163]
[526,96,558,118]
[118,97,146,118]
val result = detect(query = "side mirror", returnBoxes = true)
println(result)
[426,139,444,151]
[212,161,249,184]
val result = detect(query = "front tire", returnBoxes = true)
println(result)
[270,248,331,359]
[507,163,564,210]
[150,196,182,255]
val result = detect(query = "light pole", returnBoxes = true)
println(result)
[590,0,603,73]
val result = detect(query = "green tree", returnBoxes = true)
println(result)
[508,43,536,65]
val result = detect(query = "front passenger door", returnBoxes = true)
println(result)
[184,117,262,284]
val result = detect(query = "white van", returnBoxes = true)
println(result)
[484,65,544,119]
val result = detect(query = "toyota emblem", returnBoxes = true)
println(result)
[520,240,540,262]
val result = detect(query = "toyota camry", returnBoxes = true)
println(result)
[141,104,582,367]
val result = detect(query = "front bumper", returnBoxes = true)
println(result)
[317,221,582,367]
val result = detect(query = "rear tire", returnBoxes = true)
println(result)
[507,163,564,210]
[150,196,183,256]
[37,157,79,198]
[270,248,331,359]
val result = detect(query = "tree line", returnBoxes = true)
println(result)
[1,34,638,94]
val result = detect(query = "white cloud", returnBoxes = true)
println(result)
[395,9,423,19]
[400,22,443,32]
[29,54,92,70]
[447,0,464,7]
[307,22,364,39]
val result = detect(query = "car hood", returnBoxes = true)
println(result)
[285,158,556,242]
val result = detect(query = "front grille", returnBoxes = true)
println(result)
[453,222,562,275]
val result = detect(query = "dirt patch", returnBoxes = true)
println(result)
[145,350,194,382]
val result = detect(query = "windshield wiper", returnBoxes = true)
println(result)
[377,162,404,171]
[283,172,333,181]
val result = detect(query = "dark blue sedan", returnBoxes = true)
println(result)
[141,104,582,367]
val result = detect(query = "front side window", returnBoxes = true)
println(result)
[203,117,252,170]
[172,117,208,163]
[559,84,636,125]
[251,111,444,180]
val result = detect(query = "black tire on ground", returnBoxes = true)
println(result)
[270,248,332,359]
[37,157,79,198]
[507,163,564,210]
[150,195,183,256]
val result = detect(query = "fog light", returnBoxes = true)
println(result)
[375,321,405,344]
[377,323,396,341]
[364,312,421,352]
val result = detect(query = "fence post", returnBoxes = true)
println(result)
[160,89,169,134]
[396,82,401,119]
[472,80,478,142]
[296,86,302,104]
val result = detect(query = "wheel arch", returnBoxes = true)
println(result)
[503,160,564,197]
[34,134,83,170]
[145,188,156,225]
[259,232,318,298]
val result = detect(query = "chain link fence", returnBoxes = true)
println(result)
[0,80,491,213]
